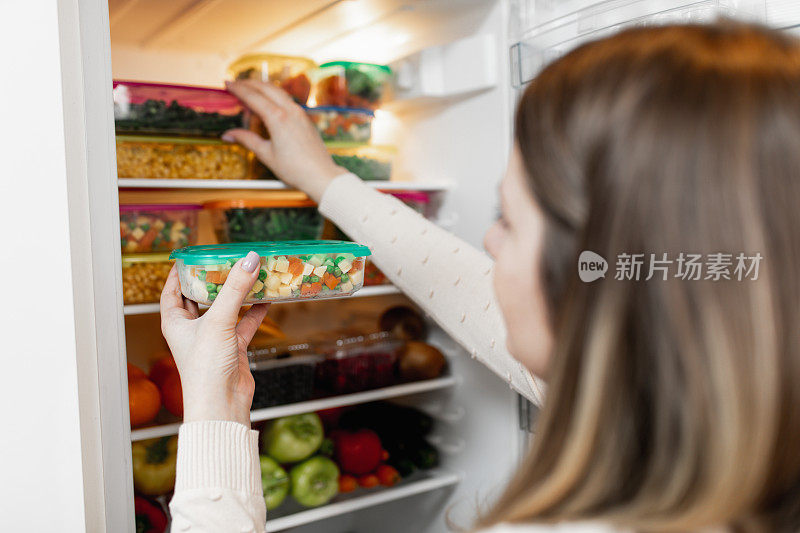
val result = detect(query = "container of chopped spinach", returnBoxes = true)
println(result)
[113,80,245,137]
[327,143,395,181]
[205,198,324,243]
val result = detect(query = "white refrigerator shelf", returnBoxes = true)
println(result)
[123,284,402,315]
[130,375,458,441]
[118,178,452,191]
[265,469,461,532]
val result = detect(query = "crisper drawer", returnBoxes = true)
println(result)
[510,0,768,86]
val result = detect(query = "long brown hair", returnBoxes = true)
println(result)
[480,22,800,531]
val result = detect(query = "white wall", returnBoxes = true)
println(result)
[0,1,86,530]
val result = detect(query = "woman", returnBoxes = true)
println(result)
[162,22,800,532]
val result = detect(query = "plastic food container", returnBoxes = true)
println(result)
[228,54,316,105]
[386,191,431,216]
[205,199,323,243]
[120,204,200,253]
[113,81,244,137]
[314,62,392,110]
[316,332,402,393]
[248,340,322,409]
[170,241,371,306]
[121,253,174,304]
[328,143,394,181]
[306,106,373,143]
[116,136,255,180]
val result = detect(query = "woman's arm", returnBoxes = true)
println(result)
[223,80,545,405]
[161,256,269,531]
[169,421,266,533]
[320,174,545,405]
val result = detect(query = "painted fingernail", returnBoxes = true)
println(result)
[241,251,259,272]
[221,132,234,142]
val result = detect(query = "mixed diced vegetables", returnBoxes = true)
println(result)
[306,107,372,143]
[177,253,366,305]
[120,206,199,253]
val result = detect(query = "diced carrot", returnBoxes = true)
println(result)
[206,271,228,284]
[310,282,322,295]
[352,259,363,270]
[301,283,313,296]
[139,227,159,250]
[323,272,340,290]
[288,261,304,276]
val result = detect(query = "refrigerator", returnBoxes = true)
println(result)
[5,0,800,531]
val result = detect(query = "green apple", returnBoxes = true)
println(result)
[290,456,340,507]
[259,456,289,511]
[262,413,324,463]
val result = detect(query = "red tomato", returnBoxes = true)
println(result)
[338,474,358,493]
[148,355,177,389]
[160,370,183,418]
[358,473,380,488]
[334,429,383,476]
[127,363,146,382]
[376,464,401,487]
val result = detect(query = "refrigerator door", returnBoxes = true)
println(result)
[510,0,769,87]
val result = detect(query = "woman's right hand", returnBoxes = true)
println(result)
[222,80,344,203]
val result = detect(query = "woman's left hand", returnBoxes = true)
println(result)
[160,251,268,428]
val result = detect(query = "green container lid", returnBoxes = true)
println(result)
[319,61,391,75]
[170,240,371,265]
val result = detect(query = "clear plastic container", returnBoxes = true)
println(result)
[328,143,394,181]
[313,61,392,110]
[204,198,323,243]
[248,340,322,409]
[113,81,245,137]
[316,332,403,394]
[306,106,373,143]
[228,54,316,105]
[116,135,255,180]
[385,191,431,215]
[120,204,200,253]
[170,241,370,306]
[121,252,174,304]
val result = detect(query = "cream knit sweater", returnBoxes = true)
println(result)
[168,173,548,532]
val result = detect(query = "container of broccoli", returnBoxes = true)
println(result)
[205,198,324,243]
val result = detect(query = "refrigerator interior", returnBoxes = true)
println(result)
[108,0,800,530]
[110,1,524,532]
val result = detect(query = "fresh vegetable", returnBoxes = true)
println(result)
[410,439,439,470]
[331,154,391,181]
[128,363,146,381]
[317,407,344,430]
[128,373,161,427]
[260,456,290,510]
[376,464,401,487]
[148,354,176,388]
[290,456,340,507]
[338,474,358,493]
[134,496,167,533]
[357,473,380,488]
[379,306,428,341]
[398,341,447,381]
[131,437,177,496]
[263,413,325,463]
[148,355,182,417]
[333,429,384,476]
[115,99,244,137]
[159,371,183,418]
[223,207,323,242]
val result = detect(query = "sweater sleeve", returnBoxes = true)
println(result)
[169,421,266,533]
[319,173,546,405]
